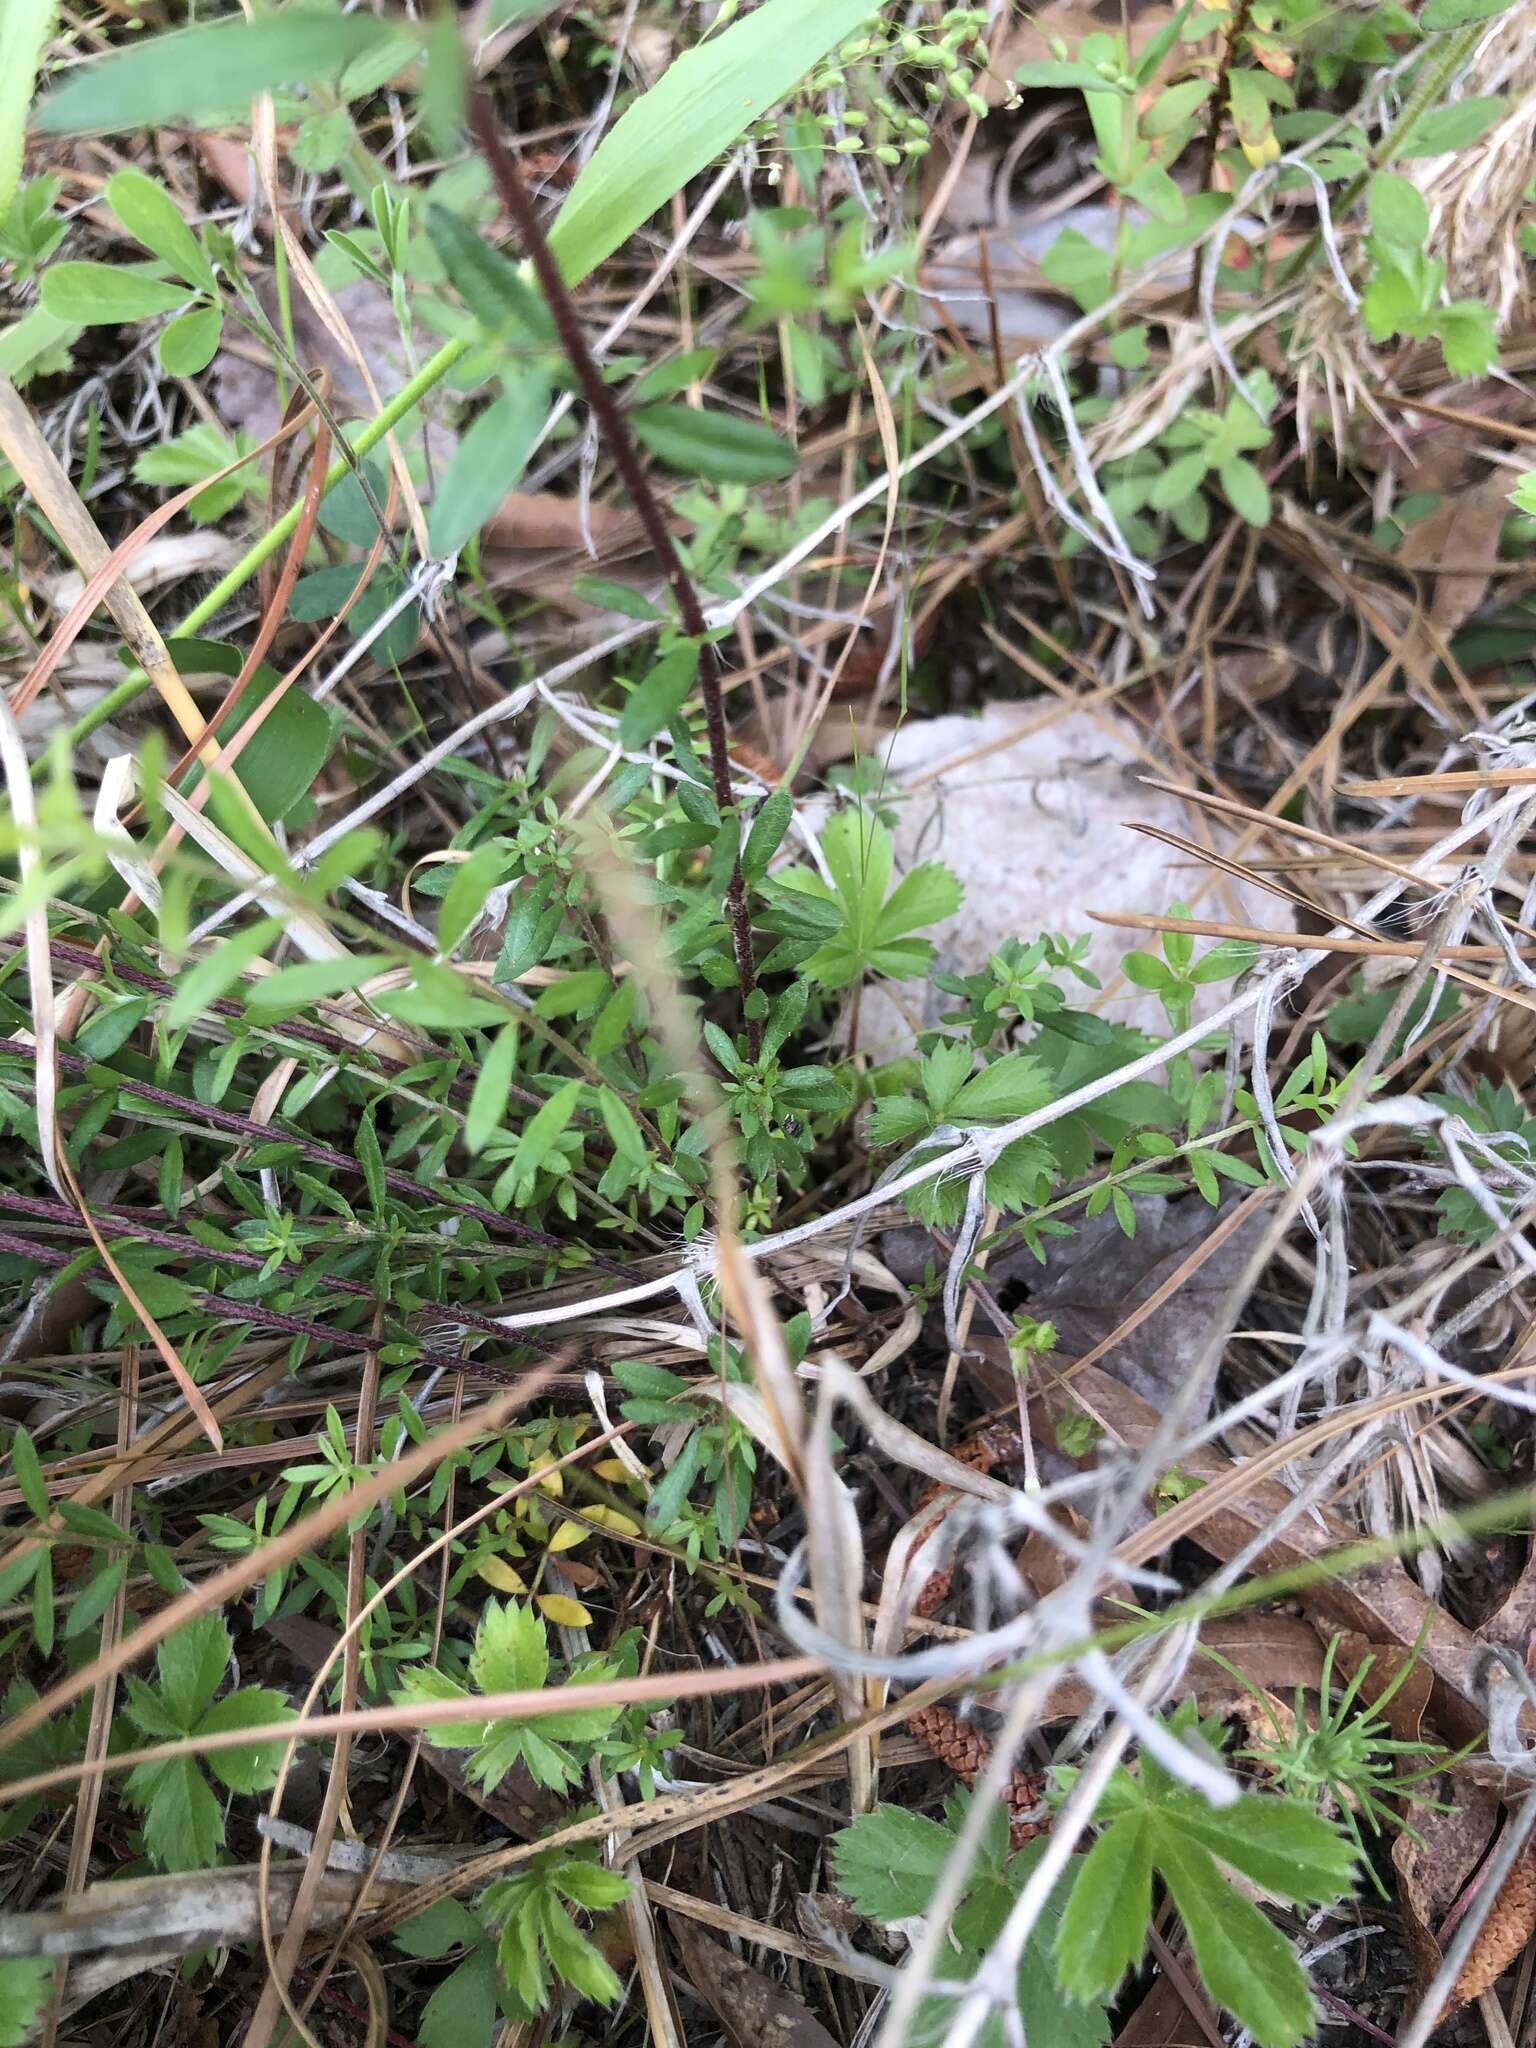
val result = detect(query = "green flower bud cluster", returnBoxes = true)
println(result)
[789,6,992,164]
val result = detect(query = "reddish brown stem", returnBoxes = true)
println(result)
[469,96,763,1056]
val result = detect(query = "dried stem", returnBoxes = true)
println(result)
[468,95,763,1055]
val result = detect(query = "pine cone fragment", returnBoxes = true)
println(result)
[905,1702,1046,1848]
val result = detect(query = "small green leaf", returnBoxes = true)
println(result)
[1419,0,1513,28]
[40,261,195,324]
[417,1950,499,2048]
[10,1426,49,1522]
[157,1612,231,1729]
[507,1079,582,1190]
[63,1559,126,1639]
[105,167,216,291]
[619,640,700,748]
[467,1023,519,1154]
[631,403,797,484]
[244,953,395,1017]
[199,1686,296,1793]
[165,918,284,1032]
[426,204,552,340]
[469,1598,550,1695]
[126,1753,223,1871]
[1218,455,1271,527]
[158,304,223,377]
[1367,173,1429,247]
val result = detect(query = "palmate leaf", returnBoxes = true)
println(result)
[773,810,961,989]
[1054,1722,1355,2048]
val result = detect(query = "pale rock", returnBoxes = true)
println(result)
[844,702,1294,1048]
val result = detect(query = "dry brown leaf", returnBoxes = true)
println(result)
[1113,1969,1213,2047]
[481,489,634,552]
[671,1918,841,2048]
[1393,1785,1499,1987]
[1024,1360,1510,1752]
[1396,483,1511,633]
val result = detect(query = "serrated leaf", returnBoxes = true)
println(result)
[126,1753,222,1871]
[1165,1792,1355,1902]
[199,1686,296,1793]
[950,1053,1052,1124]
[1156,1828,1316,2048]
[157,1613,231,1730]
[1055,1813,1154,2000]
[1368,172,1429,248]
[0,1956,51,2048]
[832,1805,962,1921]
[469,1597,549,1695]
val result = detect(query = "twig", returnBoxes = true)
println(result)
[468,95,763,1055]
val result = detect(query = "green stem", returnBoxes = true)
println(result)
[1275,21,1484,290]
[57,331,473,753]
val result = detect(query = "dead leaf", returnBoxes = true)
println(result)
[1454,1837,1536,2005]
[1331,1630,1435,1746]
[481,490,633,552]
[1027,1360,1515,1753]
[1113,1969,1212,2047]
[671,1918,841,2048]
[1396,483,1511,633]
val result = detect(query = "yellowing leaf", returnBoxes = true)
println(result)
[594,1457,648,1485]
[584,1504,643,1538]
[547,1518,589,1553]
[530,1453,565,1498]
[477,1556,527,1593]
[537,1593,593,1627]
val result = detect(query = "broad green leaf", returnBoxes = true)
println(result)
[1399,94,1505,155]
[1055,1814,1153,2000]
[126,1753,223,1870]
[620,639,700,748]
[1156,1829,1316,2048]
[105,168,216,291]
[0,0,58,226]
[1437,300,1499,376]
[428,372,549,557]
[417,1950,499,2048]
[467,1023,520,1154]
[40,262,195,324]
[548,0,882,284]
[1420,0,1513,25]
[631,346,718,403]
[0,1957,51,2048]
[630,402,797,484]
[158,305,224,377]
[37,12,410,134]
[469,1598,549,1696]
[1367,172,1429,247]
[205,676,334,824]
[394,1897,485,1960]
[157,1612,231,1729]
[199,1685,296,1793]
[832,1805,965,1922]
[0,302,80,386]
[875,858,963,943]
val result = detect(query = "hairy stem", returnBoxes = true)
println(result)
[469,94,763,1055]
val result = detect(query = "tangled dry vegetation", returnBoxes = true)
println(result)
[4,0,1536,2042]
